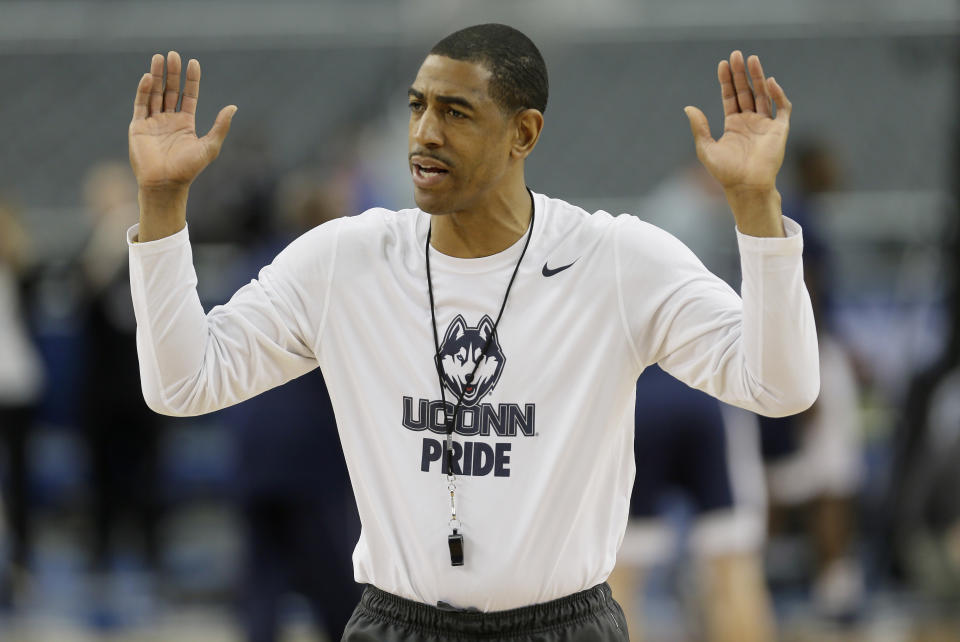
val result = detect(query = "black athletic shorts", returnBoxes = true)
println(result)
[341,582,629,641]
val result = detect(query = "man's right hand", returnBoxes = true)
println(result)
[128,51,236,241]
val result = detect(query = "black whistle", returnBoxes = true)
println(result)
[448,530,464,566]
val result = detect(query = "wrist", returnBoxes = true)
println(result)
[137,186,189,242]
[724,187,785,238]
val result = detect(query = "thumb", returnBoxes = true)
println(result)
[202,105,238,159]
[683,106,713,156]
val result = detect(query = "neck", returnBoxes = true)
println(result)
[429,182,533,258]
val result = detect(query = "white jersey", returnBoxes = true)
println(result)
[0,265,44,404]
[127,191,818,611]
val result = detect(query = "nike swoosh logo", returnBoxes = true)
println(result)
[542,259,579,277]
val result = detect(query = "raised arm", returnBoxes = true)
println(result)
[126,52,332,417]
[129,51,237,241]
[621,51,818,417]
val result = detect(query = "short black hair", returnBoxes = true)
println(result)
[429,24,548,114]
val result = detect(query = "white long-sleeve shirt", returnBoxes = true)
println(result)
[128,191,818,611]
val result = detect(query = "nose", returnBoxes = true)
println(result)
[412,107,443,148]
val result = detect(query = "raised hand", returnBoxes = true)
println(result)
[128,51,236,191]
[683,51,791,236]
[684,51,791,194]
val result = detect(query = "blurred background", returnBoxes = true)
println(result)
[1,0,959,640]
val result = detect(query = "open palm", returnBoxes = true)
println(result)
[685,51,792,193]
[128,51,236,190]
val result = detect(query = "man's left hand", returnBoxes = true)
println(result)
[685,50,791,192]
[685,51,791,237]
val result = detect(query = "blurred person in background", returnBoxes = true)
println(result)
[887,119,960,601]
[608,367,774,642]
[78,162,162,612]
[608,165,774,642]
[760,141,865,619]
[632,161,738,285]
[221,168,362,642]
[890,305,960,600]
[0,199,46,607]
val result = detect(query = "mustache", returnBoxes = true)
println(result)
[409,150,454,168]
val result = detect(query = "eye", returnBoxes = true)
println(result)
[448,108,466,119]
[408,101,424,114]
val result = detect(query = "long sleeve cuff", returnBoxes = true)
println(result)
[127,223,191,252]
[735,215,804,255]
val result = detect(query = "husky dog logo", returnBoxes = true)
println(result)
[436,314,506,407]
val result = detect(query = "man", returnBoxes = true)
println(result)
[610,370,772,639]
[220,174,363,641]
[0,199,45,607]
[127,24,818,640]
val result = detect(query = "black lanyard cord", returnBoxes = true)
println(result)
[425,201,536,444]
[424,194,535,566]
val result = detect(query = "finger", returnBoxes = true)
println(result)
[163,51,182,112]
[717,60,739,117]
[767,77,792,122]
[181,59,201,115]
[149,53,164,115]
[133,73,152,121]
[729,50,755,113]
[748,55,772,118]
[201,105,238,160]
[683,106,714,160]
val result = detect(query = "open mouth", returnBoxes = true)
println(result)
[415,163,448,175]
[411,157,451,188]
[412,163,449,187]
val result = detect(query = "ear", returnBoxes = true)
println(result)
[477,315,496,342]
[443,314,468,344]
[510,108,544,160]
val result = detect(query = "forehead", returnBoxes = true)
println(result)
[411,55,494,104]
